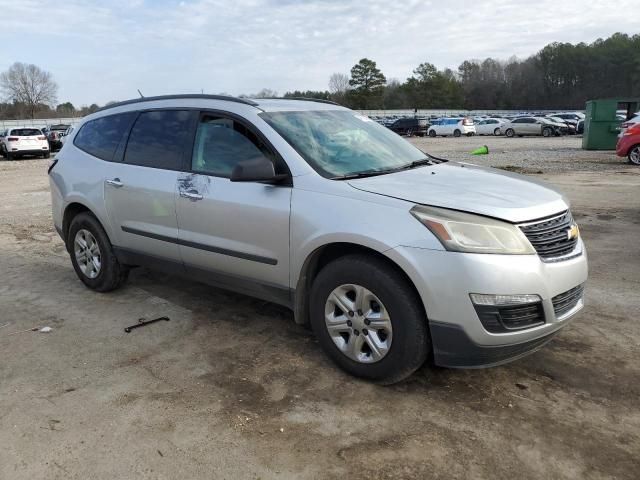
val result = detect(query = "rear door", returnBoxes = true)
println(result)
[175,112,292,302]
[104,109,197,262]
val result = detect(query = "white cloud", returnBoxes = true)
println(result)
[0,0,637,105]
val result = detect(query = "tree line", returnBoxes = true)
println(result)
[1,32,638,119]
[304,32,640,110]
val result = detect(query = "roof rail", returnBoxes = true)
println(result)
[256,97,340,106]
[96,94,259,113]
[284,97,340,105]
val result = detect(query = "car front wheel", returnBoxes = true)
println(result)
[494,127,501,136]
[310,255,429,384]
[68,212,129,292]
[453,129,461,137]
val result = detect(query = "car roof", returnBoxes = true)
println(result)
[95,94,346,115]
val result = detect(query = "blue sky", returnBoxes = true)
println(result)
[2,0,637,106]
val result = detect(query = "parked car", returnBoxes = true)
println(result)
[619,114,640,137]
[501,117,560,137]
[60,125,75,146]
[427,117,475,137]
[616,123,640,165]
[388,118,429,136]
[0,127,50,160]
[540,117,569,135]
[45,124,71,151]
[475,118,505,136]
[546,115,577,134]
[49,95,587,383]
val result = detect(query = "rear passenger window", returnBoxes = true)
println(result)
[124,110,193,170]
[74,113,135,161]
[191,115,276,177]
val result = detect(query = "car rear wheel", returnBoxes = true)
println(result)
[43,152,50,159]
[505,128,515,138]
[494,127,501,136]
[453,129,461,137]
[6,151,14,160]
[542,127,552,137]
[428,130,436,138]
[310,254,429,384]
[68,212,129,292]
[629,145,640,165]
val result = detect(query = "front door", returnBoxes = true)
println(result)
[175,113,292,303]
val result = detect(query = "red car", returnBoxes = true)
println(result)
[616,123,640,165]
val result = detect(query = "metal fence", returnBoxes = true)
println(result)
[1,109,579,130]
[355,109,566,117]
[0,117,83,130]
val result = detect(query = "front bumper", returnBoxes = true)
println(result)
[386,240,588,367]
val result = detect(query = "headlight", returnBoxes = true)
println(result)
[410,205,535,254]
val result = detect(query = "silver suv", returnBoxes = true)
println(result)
[49,95,588,383]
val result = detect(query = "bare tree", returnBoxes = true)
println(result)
[328,73,350,94]
[0,62,58,119]
[253,88,278,98]
[328,73,350,105]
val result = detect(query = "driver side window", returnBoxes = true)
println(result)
[191,114,276,178]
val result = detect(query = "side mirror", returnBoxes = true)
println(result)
[230,156,288,184]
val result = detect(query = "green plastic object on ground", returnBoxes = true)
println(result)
[583,98,639,150]
[471,145,489,155]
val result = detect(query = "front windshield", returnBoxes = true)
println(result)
[260,110,429,178]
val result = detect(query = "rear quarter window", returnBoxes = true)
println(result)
[74,113,136,161]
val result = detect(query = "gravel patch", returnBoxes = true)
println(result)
[409,135,635,174]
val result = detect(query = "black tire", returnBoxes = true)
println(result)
[505,129,515,138]
[310,254,430,384]
[43,151,51,159]
[406,129,413,137]
[68,212,129,292]
[628,145,640,166]
[542,127,552,137]
[494,127,501,136]
[428,129,436,138]
[453,129,461,137]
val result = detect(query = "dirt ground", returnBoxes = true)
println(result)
[1,137,639,479]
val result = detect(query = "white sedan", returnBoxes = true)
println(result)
[475,118,505,136]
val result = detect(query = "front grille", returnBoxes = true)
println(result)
[552,284,584,318]
[519,211,578,260]
[475,302,545,333]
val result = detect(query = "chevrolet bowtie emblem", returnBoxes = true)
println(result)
[567,224,580,240]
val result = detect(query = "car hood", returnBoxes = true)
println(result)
[347,162,569,223]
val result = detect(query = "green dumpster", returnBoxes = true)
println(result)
[582,98,639,150]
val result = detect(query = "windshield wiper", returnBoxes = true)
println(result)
[404,157,435,169]
[331,169,398,180]
[332,157,437,180]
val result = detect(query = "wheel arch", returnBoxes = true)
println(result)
[62,201,111,251]
[293,242,426,327]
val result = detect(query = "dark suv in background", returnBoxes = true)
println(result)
[388,118,429,137]
[43,124,71,151]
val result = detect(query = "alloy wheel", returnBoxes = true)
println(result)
[629,146,640,165]
[74,229,102,279]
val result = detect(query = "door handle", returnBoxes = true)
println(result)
[179,190,203,201]
[106,178,123,188]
